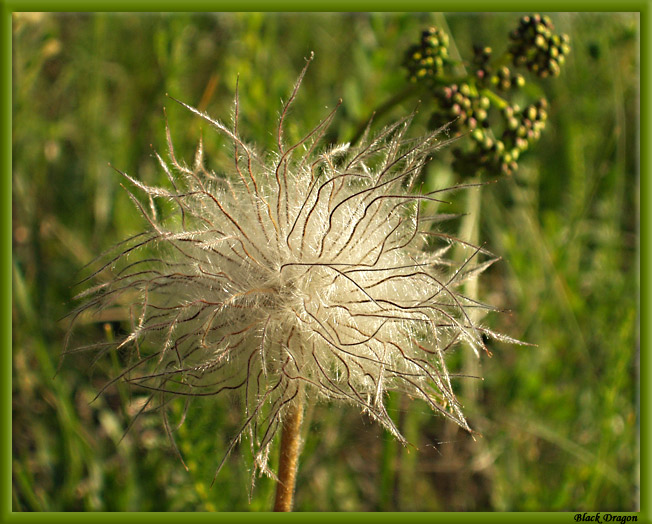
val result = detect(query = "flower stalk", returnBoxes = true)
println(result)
[273,395,304,512]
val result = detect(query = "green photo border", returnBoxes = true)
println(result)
[2,1,647,521]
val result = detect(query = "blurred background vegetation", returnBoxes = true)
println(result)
[12,12,639,511]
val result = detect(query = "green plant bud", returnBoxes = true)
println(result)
[508,117,519,130]
[475,108,488,121]
[495,140,505,154]
[511,148,520,160]
[479,96,490,110]
[526,106,537,121]
[460,83,471,96]
[514,74,526,87]
[472,128,484,142]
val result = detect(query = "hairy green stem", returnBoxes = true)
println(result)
[273,397,304,512]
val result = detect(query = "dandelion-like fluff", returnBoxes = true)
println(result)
[67,54,509,509]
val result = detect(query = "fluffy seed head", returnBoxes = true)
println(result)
[68,55,502,481]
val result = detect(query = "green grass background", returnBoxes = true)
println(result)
[11,12,639,511]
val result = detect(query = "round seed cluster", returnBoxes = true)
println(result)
[453,98,548,176]
[401,16,568,177]
[509,14,571,78]
[404,26,450,83]
[430,83,490,132]
[492,66,525,91]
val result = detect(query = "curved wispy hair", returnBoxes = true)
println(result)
[67,54,509,483]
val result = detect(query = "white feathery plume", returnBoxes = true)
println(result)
[68,54,509,484]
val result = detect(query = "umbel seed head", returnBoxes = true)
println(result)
[68,54,509,484]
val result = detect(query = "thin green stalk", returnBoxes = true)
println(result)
[459,177,482,404]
